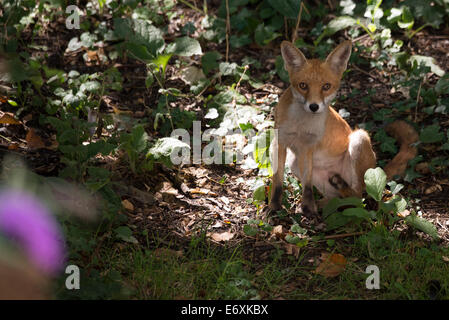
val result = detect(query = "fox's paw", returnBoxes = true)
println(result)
[297,202,318,218]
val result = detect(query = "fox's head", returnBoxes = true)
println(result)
[281,40,352,114]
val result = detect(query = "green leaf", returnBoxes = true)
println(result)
[267,0,301,19]
[166,37,202,56]
[405,215,439,240]
[322,197,364,219]
[80,80,101,93]
[420,124,444,144]
[275,56,289,83]
[252,179,266,203]
[148,137,190,161]
[151,54,172,74]
[387,181,404,195]
[125,42,153,61]
[243,224,259,236]
[290,224,307,235]
[115,226,139,244]
[435,74,449,95]
[364,167,387,202]
[316,16,356,44]
[342,207,371,220]
[202,51,221,75]
[409,55,445,77]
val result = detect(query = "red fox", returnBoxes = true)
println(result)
[269,40,418,217]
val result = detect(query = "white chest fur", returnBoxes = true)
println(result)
[278,102,328,151]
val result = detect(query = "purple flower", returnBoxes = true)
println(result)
[0,190,66,275]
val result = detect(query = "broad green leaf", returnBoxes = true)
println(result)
[405,215,439,240]
[125,42,153,61]
[115,226,139,244]
[342,207,371,220]
[148,137,190,160]
[435,74,449,95]
[166,37,202,56]
[151,54,172,74]
[80,80,101,93]
[420,124,444,144]
[322,197,364,219]
[267,0,302,19]
[243,224,259,236]
[202,51,221,75]
[409,55,445,77]
[252,179,266,202]
[364,167,387,202]
[387,181,404,195]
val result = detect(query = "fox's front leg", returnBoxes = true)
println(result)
[269,138,286,212]
[299,148,318,217]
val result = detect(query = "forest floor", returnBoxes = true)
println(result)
[2,2,449,299]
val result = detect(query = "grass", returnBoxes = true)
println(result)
[55,224,449,300]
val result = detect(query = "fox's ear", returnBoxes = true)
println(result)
[281,41,307,72]
[325,40,352,75]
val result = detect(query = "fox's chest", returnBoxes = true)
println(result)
[277,103,327,148]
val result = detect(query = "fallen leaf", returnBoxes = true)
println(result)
[315,253,347,278]
[121,199,134,211]
[415,162,430,174]
[210,231,234,242]
[424,184,442,195]
[272,225,285,239]
[397,209,410,218]
[0,113,21,125]
[26,128,45,149]
[190,188,218,196]
[284,243,300,258]
[443,256,449,263]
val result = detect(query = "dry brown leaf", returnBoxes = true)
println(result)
[315,253,347,278]
[210,231,234,242]
[26,128,45,149]
[442,256,449,263]
[7,143,19,150]
[121,199,134,211]
[272,225,286,239]
[397,209,410,218]
[0,113,21,125]
[284,243,300,258]
[415,162,430,174]
[424,184,442,195]
[190,188,218,196]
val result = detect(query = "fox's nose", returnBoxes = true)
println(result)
[309,103,319,112]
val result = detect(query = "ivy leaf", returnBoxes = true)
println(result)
[435,74,449,95]
[409,55,445,77]
[420,124,444,144]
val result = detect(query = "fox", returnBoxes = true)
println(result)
[269,40,418,217]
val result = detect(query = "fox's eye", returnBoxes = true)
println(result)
[322,83,331,91]
[299,82,308,90]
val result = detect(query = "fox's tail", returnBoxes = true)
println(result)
[383,120,419,180]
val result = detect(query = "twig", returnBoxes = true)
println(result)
[414,79,423,122]
[178,0,204,14]
[351,64,386,84]
[323,231,366,240]
[291,2,304,43]
[225,0,230,62]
